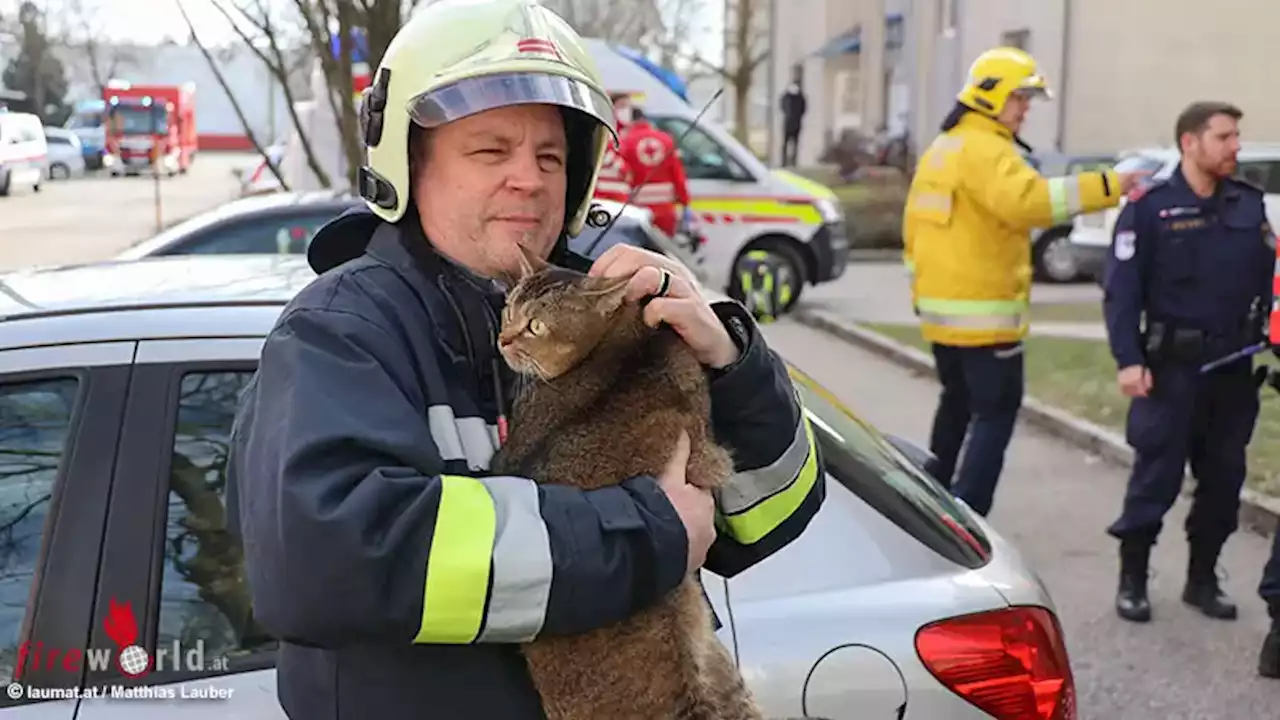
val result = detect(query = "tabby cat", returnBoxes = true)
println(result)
[488,250,764,720]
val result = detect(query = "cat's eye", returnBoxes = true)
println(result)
[528,318,547,336]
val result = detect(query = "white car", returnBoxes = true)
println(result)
[0,254,1070,719]
[42,127,87,181]
[1069,144,1280,282]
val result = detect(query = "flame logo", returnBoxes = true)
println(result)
[103,598,138,648]
[103,598,151,677]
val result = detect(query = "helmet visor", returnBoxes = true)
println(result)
[1016,75,1053,100]
[408,72,617,139]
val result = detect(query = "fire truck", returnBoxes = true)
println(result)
[103,82,197,177]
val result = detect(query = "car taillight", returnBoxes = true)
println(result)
[915,606,1076,720]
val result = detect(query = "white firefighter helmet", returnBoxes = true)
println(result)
[358,0,617,236]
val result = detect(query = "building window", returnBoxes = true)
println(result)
[939,0,958,32]
[1001,28,1031,51]
[886,15,905,50]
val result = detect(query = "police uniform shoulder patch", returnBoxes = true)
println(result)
[1114,230,1137,261]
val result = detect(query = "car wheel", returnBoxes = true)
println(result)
[1033,228,1079,283]
[50,163,69,180]
[0,171,10,197]
[731,238,808,316]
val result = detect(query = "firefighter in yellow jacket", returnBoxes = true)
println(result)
[903,47,1147,516]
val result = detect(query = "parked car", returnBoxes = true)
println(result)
[0,110,46,196]
[117,191,708,280]
[1026,153,1116,283]
[1069,144,1280,283]
[42,127,87,181]
[0,251,1071,718]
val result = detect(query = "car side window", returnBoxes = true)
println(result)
[1238,161,1274,191]
[1240,160,1280,195]
[650,117,753,182]
[177,211,339,256]
[157,371,273,675]
[0,378,80,682]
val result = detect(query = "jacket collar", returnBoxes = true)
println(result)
[955,110,1034,153]
[956,110,1014,140]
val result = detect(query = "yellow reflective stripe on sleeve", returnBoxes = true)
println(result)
[1046,176,1083,225]
[720,413,821,545]
[415,475,496,644]
[415,475,555,645]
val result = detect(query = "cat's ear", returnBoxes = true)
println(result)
[515,243,549,280]
[583,274,632,313]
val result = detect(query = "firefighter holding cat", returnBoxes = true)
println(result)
[224,1,824,718]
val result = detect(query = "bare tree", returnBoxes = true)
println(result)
[175,0,291,190]
[186,0,413,192]
[653,0,768,144]
[539,0,664,47]
[59,0,136,95]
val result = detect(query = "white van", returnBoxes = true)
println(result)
[1068,143,1280,282]
[584,39,849,311]
[0,111,47,196]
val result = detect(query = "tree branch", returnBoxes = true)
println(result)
[212,0,333,188]
[175,0,289,191]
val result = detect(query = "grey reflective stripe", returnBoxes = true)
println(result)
[1047,176,1083,224]
[474,476,553,642]
[428,405,499,471]
[716,410,811,514]
[917,310,1025,330]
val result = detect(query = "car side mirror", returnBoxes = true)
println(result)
[884,433,937,477]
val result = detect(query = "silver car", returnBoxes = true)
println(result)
[0,254,1071,719]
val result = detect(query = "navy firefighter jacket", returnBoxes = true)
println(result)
[225,207,825,719]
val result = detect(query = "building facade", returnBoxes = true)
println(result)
[908,0,1280,156]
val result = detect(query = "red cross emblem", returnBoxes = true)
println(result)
[636,137,666,167]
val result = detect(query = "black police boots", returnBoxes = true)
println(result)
[1182,542,1238,620]
[1116,540,1152,623]
[1261,609,1280,679]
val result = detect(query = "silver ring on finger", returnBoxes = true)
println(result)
[655,268,672,298]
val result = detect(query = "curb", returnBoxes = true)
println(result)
[792,308,1280,539]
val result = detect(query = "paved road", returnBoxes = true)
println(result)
[804,261,1108,339]
[0,152,256,273]
[761,318,1279,720]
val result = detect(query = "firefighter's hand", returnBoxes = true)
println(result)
[1117,365,1153,397]
[589,245,740,369]
[1117,171,1153,195]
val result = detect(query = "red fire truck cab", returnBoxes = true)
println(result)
[103,82,197,177]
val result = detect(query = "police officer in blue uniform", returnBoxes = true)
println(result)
[1103,101,1274,624]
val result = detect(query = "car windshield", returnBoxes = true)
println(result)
[110,105,167,135]
[65,111,102,130]
[787,366,991,568]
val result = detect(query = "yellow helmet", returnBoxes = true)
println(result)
[357,0,616,236]
[955,47,1052,117]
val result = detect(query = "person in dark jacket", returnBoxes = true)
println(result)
[779,81,807,167]
[225,1,825,718]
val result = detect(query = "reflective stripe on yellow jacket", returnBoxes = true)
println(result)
[902,113,1123,346]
